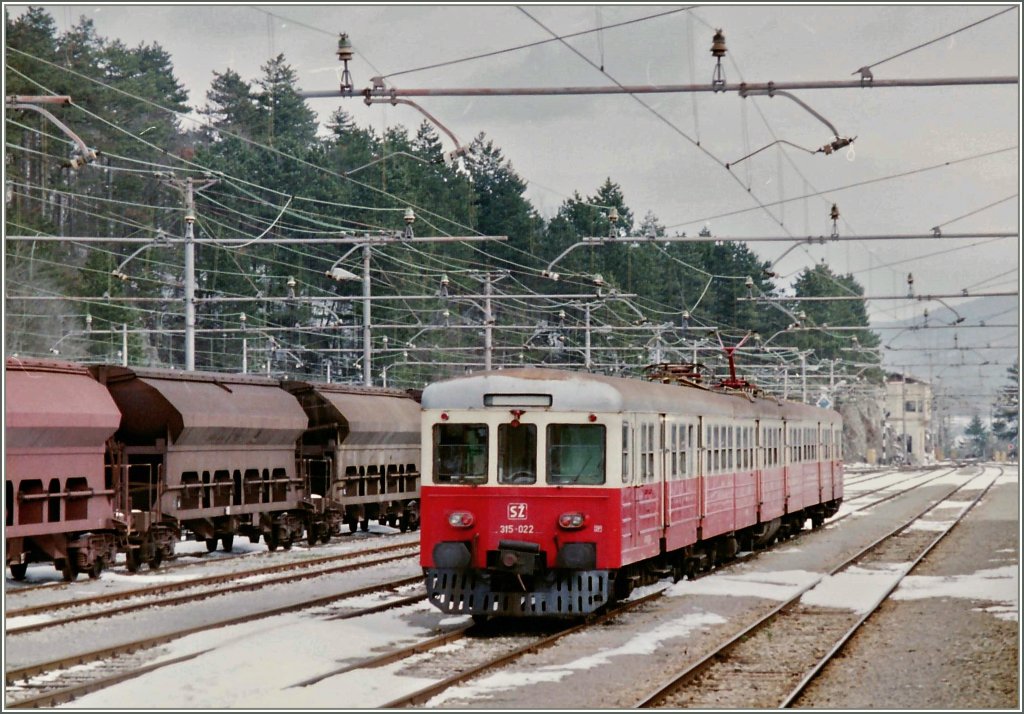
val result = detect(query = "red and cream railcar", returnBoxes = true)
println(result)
[5,358,124,580]
[419,368,843,618]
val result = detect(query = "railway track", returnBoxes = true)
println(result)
[367,465,987,709]
[634,466,1002,708]
[3,574,425,708]
[5,541,419,635]
[3,530,418,596]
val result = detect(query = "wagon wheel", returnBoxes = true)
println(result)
[399,515,409,533]
[307,528,318,547]
[9,563,28,581]
[359,519,369,532]
[221,534,234,552]
[205,538,218,553]
[148,550,163,570]
[344,517,358,535]
[320,531,333,545]
[265,529,279,552]
[88,557,104,580]
[282,538,293,551]
[125,549,141,573]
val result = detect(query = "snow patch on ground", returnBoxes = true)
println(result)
[891,566,1018,622]
[424,610,727,706]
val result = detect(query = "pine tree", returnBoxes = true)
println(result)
[991,360,1019,456]
[964,414,990,459]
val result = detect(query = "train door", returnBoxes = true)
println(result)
[754,419,763,521]
[663,417,697,551]
[620,416,637,560]
[815,422,824,504]
[635,417,662,558]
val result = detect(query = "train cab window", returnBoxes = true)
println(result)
[548,424,605,485]
[498,423,537,485]
[433,423,489,484]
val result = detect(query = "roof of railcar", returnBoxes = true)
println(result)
[421,368,839,423]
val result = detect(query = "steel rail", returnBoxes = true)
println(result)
[4,575,423,686]
[634,466,993,707]
[381,589,667,708]
[5,540,417,618]
[779,467,1003,707]
[5,549,419,636]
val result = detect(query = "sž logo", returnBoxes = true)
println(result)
[507,503,527,520]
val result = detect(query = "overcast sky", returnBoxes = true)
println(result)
[4,3,1021,397]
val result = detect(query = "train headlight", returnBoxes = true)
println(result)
[448,511,475,528]
[558,512,586,530]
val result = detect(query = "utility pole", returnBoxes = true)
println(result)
[162,175,218,371]
[361,243,372,386]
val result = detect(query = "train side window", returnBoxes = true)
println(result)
[547,424,605,485]
[5,480,13,527]
[622,422,632,484]
[498,423,537,485]
[640,423,655,483]
[670,424,678,479]
[433,423,489,484]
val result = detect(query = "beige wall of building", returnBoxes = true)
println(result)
[885,375,933,464]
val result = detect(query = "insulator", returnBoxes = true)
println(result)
[336,34,354,62]
[711,29,727,58]
[830,203,839,221]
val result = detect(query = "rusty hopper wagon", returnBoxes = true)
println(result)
[282,380,422,537]
[5,358,124,580]
[90,365,310,567]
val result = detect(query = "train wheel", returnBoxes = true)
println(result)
[613,574,633,601]
[282,538,293,551]
[320,532,332,545]
[221,535,234,552]
[307,529,318,547]
[61,557,79,582]
[125,550,141,573]
[88,557,104,580]
[205,538,218,553]
[266,530,279,552]
[149,551,163,570]
[359,519,369,532]
[399,516,409,533]
[10,563,28,580]
[344,518,358,535]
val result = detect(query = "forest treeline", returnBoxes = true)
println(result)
[4,8,881,391]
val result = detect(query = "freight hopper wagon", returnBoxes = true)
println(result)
[419,368,843,619]
[90,366,309,567]
[283,380,422,539]
[5,358,124,580]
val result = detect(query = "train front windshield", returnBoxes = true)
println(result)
[433,423,488,483]
[547,424,605,485]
